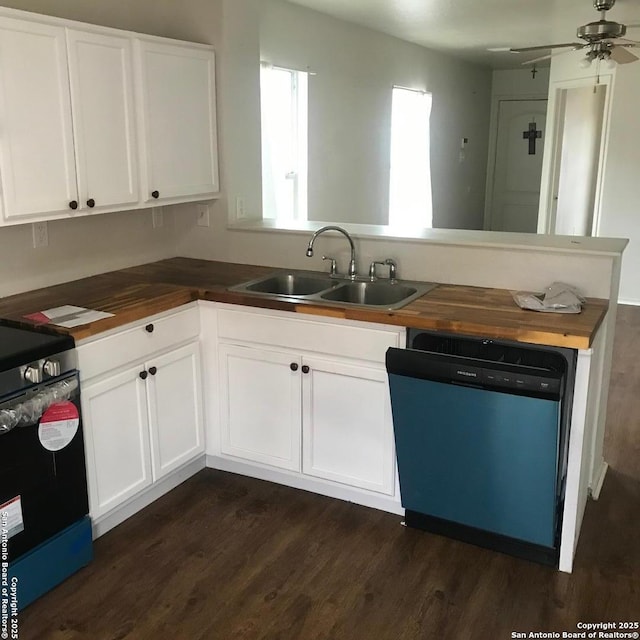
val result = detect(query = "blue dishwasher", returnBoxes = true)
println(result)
[386,331,575,566]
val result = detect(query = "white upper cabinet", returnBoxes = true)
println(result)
[0,17,78,220]
[136,40,219,202]
[0,7,219,225]
[66,28,139,212]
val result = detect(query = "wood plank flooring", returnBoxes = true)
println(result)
[17,306,640,640]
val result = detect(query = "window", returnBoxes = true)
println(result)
[260,63,308,221]
[388,86,433,229]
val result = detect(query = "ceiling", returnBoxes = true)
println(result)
[287,0,640,68]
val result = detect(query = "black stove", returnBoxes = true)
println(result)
[0,319,92,611]
[0,322,74,369]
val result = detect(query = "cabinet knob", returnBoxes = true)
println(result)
[87,198,96,208]
[139,370,148,380]
[145,324,154,333]
[290,362,299,372]
[302,365,310,374]
[151,190,160,199]
[69,200,78,210]
[149,366,157,376]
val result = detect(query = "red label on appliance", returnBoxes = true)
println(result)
[38,401,79,452]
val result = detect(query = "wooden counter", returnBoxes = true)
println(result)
[0,257,608,349]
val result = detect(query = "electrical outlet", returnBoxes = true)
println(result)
[236,196,247,220]
[32,222,48,248]
[152,207,164,229]
[196,204,210,227]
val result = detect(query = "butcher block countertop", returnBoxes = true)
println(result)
[0,257,608,349]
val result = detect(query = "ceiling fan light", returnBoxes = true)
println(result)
[579,56,594,67]
[604,56,617,68]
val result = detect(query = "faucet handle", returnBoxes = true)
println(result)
[384,258,398,281]
[322,255,338,276]
[369,260,386,280]
[369,259,398,281]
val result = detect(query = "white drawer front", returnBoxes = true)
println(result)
[78,307,200,380]
[217,308,401,363]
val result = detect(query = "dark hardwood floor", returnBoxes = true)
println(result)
[18,306,640,640]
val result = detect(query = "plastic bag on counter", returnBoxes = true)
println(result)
[512,282,585,314]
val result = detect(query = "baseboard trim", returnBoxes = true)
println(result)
[590,460,609,500]
[206,455,404,516]
[92,456,206,539]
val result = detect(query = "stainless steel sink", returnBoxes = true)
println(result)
[244,273,335,296]
[320,281,420,306]
[229,270,437,310]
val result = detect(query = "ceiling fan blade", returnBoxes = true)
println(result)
[610,46,640,63]
[509,42,583,53]
[522,53,553,65]
[617,37,640,45]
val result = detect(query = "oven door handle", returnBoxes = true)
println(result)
[0,376,79,435]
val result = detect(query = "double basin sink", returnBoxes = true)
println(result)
[229,271,437,310]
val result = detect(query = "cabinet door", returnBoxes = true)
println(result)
[146,342,204,481]
[66,29,139,210]
[302,357,395,495]
[81,365,152,519]
[0,17,77,220]
[136,39,218,201]
[219,343,301,471]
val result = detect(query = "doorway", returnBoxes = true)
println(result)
[488,99,548,233]
[550,84,607,236]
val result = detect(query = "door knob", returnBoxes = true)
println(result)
[290,362,299,371]
[87,198,96,208]
[149,366,157,376]
[139,370,148,380]
[69,200,78,210]
[151,190,160,199]
[301,365,310,374]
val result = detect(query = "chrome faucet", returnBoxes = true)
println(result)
[306,225,357,278]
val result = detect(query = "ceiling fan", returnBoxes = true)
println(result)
[507,0,640,66]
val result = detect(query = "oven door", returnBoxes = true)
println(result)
[0,371,89,561]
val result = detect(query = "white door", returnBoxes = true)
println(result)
[146,343,204,481]
[81,365,153,519]
[136,40,219,201]
[489,99,547,233]
[66,29,139,211]
[219,343,301,471]
[0,17,78,220]
[302,357,395,495]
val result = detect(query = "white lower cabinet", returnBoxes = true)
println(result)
[302,357,395,494]
[82,364,153,517]
[79,307,204,521]
[147,343,204,480]
[216,306,403,497]
[219,343,301,471]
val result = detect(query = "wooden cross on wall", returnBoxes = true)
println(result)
[523,121,542,155]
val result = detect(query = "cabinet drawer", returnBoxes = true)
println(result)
[78,306,199,380]
[217,308,402,363]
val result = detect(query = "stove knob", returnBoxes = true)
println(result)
[43,359,61,377]
[24,365,43,384]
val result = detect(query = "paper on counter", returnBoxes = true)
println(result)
[24,305,114,328]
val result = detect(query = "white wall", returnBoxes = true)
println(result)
[260,0,492,229]
[0,0,223,297]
